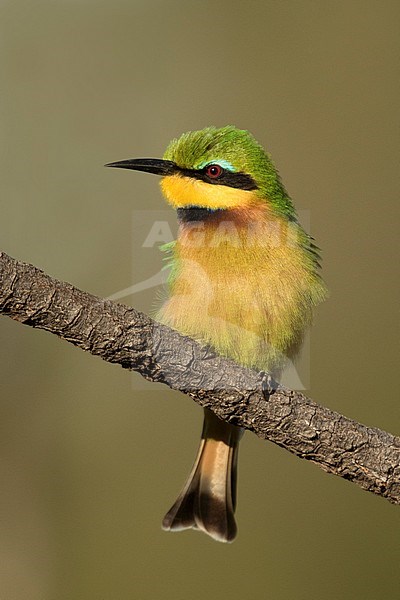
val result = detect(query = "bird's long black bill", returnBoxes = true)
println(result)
[105,158,177,176]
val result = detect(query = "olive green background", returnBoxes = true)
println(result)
[1,1,399,598]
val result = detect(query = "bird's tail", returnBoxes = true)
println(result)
[162,408,243,543]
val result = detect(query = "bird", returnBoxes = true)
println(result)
[106,126,327,543]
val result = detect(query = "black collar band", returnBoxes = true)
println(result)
[177,207,227,222]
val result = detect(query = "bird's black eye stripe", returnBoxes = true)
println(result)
[178,166,258,191]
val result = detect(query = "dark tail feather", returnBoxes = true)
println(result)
[162,409,242,543]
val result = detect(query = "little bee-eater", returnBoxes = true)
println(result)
[107,126,327,542]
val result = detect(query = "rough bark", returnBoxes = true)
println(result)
[0,250,399,505]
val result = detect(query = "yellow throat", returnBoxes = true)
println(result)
[160,174,256,210]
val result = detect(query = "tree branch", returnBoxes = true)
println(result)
[0,250,399,504]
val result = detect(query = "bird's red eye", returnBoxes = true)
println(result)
[205,164,223,179]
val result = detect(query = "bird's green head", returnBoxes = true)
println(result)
[106,126,296,218]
